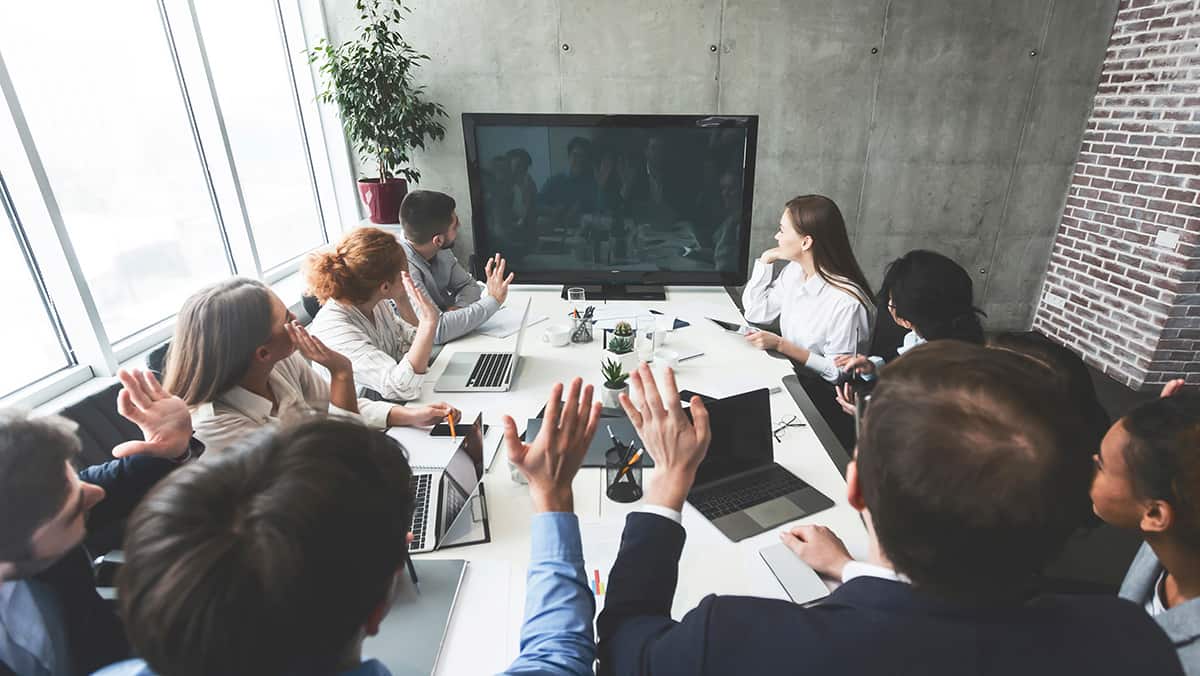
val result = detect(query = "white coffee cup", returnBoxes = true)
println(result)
[655,348,680,369]
[542,324,571,347]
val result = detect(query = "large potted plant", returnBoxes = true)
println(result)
[309,0,447,224]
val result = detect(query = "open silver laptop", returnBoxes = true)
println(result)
[408,421,485,554]
[434,298,531,392]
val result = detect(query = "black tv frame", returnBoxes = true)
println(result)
[462,113,758,299]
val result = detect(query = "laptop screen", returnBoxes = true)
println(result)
[690,388,773,487]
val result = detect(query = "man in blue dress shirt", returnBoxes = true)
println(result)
[97,377,601,676]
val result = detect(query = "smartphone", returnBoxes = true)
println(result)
[706,317,751,335]
[678,389,718,404]
[431,422,489,437]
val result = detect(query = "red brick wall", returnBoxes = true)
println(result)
[1033,0,1200,390]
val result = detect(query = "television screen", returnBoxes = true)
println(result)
[463,114,757,289]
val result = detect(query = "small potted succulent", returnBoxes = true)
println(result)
[600,358,629,408]
[604,320,638,372]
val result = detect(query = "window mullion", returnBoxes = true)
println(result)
[0,48,117,376]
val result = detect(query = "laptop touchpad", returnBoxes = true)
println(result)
[744,496,804,527]
[444,360,471,376]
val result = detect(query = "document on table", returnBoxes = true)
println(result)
[478,305,548,338]
[386,412,503,471]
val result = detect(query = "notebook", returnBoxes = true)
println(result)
[363,559,467,675]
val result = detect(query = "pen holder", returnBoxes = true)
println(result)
[605,445,643,503]
[570,315,594,343]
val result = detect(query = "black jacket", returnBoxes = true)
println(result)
[597,512,1184,676]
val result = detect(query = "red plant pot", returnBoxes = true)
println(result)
[358,178,408,224]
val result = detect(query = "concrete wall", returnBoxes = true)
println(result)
[324,0,1117,329]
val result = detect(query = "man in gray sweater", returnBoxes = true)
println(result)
[398,190,513,344]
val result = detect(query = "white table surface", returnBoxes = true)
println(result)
[400,285,869,675]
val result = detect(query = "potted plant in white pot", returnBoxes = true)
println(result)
[603,320,639,372]
[308,0,447,224]
[600,358,629,409]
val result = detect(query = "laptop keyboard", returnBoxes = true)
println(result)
[468,353,512,388]
[689,465,809,519]
[409,474,432,551]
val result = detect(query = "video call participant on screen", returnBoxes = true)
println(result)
[98,378,603,676]
[597,351,1184,676]
[163,279,454,456]
[398,190,514,345]
[305,227,442,403]
[0,370,197,675]
[538,136,601,224]
[1092,390,1200,674]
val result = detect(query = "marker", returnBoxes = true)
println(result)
[447,413,457,440]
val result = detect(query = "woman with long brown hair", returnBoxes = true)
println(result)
[742,195,873,383]
[163,277,456,456]
[305,227,439,402]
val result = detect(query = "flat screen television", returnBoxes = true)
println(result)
[462,113,758,299]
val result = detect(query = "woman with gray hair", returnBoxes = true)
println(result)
[163,278,457,456]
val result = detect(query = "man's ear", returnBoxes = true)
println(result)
[846,459,866,512]
[431,234,444,249]
[364,570,402,636]
[1141,499,1175,535]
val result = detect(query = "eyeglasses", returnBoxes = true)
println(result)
[772,415,807,443]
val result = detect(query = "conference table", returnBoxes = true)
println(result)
[402,285,869,675]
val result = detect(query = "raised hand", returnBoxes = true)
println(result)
[618,365,710,511]
[112,368,193,460]
[286,321,352,377]
[402,272,439,325]
[780,525,854,580]
[1161,379,1185,398]
[485,254,515,305]
[503,377,602,513]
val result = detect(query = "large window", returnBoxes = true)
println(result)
[0,179,71,398]
[0,0,351,407]
[194,0,328,270]
[0,3,234,342]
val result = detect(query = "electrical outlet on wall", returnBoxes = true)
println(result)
[1155,229,1180,250]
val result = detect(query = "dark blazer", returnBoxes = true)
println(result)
[29,455,177,674]
[597,512,1184,676]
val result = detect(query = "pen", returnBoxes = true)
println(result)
[406,554,420,594]
[679,352,704,362]
[447,413,456,440]
[614,449,644,483]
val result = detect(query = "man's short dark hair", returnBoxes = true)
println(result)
[119,419,414,676]
[1122,392,1200,546]
[858,342,1092,602]
[0,412,79,567]
[400,190,456,244]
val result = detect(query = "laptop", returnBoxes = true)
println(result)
[408,417,486,554]
[686,388,835,542]
[434,298,531,392]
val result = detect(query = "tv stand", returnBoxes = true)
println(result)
[559,284,666,301]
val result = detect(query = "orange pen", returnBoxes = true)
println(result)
[447,413,456,440]
[614,449,643,482]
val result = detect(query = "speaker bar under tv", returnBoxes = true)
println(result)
[462,113,758,300]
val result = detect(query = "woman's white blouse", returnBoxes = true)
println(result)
[308,298,425,401]
[741,260,872,383]
[191,351,392,456]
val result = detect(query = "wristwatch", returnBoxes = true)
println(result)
[171,437,205,464]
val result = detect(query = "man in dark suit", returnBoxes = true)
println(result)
[0,369,198,675]
[598,345,1184,676]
